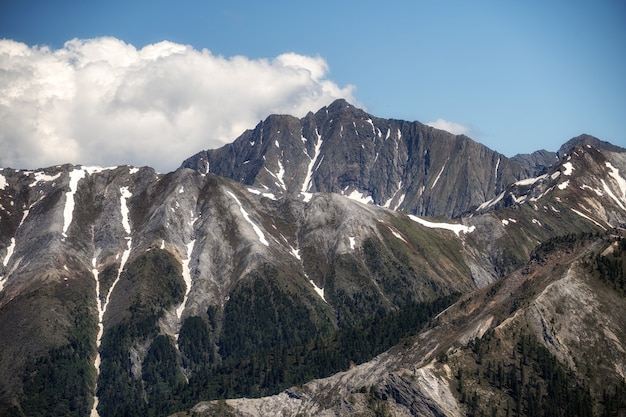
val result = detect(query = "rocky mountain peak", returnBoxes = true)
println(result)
[558,133,625,157]
[182,101,549,218]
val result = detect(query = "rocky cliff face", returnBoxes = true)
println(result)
[182,99,548,218]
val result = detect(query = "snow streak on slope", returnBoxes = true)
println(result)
[309,278,326,303]
[62,168,86,238]
[90,256,103,417]
[346,190,373,205]
[120,187,132,234]
[91,186,134,417]
[431,162,447,190]
[176,240,196,319]
[601,180,626,211]
[605,162,626,210]
[291,247,326,303]
[301,129,323,193]
[408,214,475,236]
[571,208,607,230]
[515,174,548,187]
[226,191,269,246]
[0,206,30,291]
[476,191,505,212]
[0,236,14,291]
[2,238,15,268]
[29,171,62,186]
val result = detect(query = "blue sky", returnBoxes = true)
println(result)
[1,0,624,171]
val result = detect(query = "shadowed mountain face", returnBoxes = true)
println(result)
[0,100,625,417]
[183,99,554,218]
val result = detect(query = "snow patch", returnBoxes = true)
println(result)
[388,226,407,243]
[349,236,356,250]
[605,162,626,206]
[309,279,326,302]
[562,162,574,176]
[227,191,269,246]
[395,193,406,210]
[3,238,16,267]
[532,218,542,227]
[84,166,116,175]
[2,237,15,267]
[515,174,547,186]
[62,169,86,238]
[29,171,62,186]
[431,163,446,189]
[176,240,196,319]
[557,180,569,190]
[247,188,277,200]
[0,174,6,190]
[301,129,323,192]
[92,185,134,417]
[601,179,626,211]
[580,184,603,196]
[263,164,286,191]
[476,191,505,211]
[366,118,375,135]
[275,160,286,190]
[501,219,509,226]
[408,215,475,236]
[346,190,373,205]
[120,187,132,235]
[571,208,607,230]
[383,182,403,209]
[495,157,500,180]
[18,209,29,228]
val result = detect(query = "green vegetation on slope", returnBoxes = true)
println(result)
[178,293,458,405]
[593,236,626,297]
[452,329,594,417]
[96,248,185,417]
[20,282,97,417]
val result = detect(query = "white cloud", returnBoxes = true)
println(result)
[0,37,357,172]
[426,118,471,136]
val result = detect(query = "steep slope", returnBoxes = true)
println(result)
[185,233,626,417]
[176,140,626,417]
[458,142,626,281]
[0,100,624,417]
[0,164,479,416]
[182,99,544,218]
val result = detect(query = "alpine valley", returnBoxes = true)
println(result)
[0,99,625,417]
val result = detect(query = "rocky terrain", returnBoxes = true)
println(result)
[0,100,624,416]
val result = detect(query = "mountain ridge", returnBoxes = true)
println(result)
[182,99,567,218]
[0,100,624,416]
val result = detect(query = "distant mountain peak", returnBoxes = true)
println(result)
[558,133,625,157]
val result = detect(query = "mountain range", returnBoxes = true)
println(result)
[0,99,624,417]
